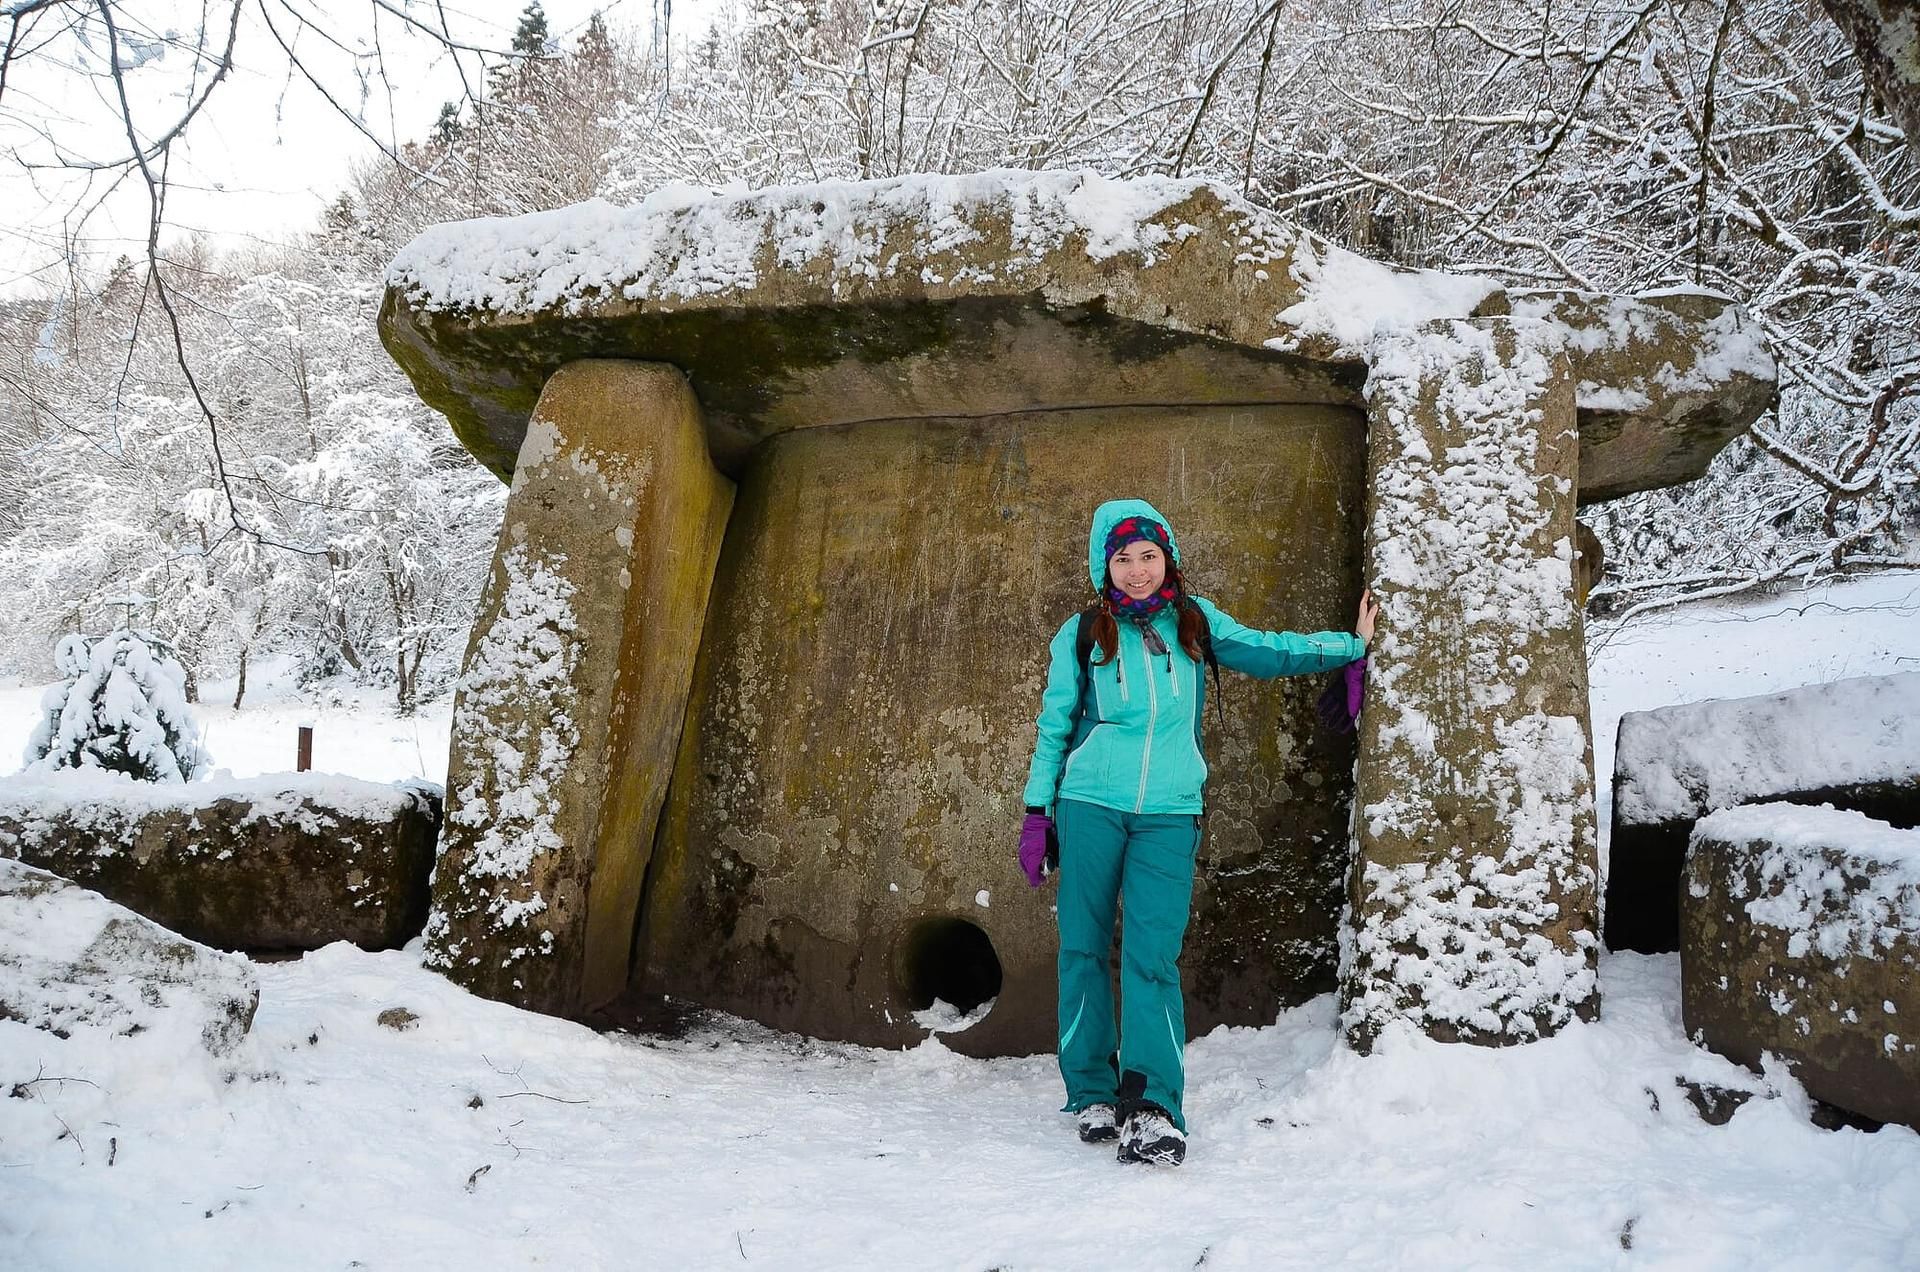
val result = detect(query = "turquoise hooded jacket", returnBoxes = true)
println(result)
[1022,498,1366,817]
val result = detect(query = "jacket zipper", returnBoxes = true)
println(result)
[1135,630,1157,813]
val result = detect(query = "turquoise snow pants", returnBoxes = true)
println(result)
[1054,798,1203,1133]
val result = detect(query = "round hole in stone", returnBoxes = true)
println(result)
[896,917,1003,1017]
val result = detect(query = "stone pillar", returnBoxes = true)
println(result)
[1340,318,1602,1050]
[424,360,734,1015]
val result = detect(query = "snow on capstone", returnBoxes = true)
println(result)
[1272,232,1499,355]
[385,168,1498,356]
[1615,672,1920,827]
[1508,288,1774,417]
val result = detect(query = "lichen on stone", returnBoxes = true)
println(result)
[424,544,580,972]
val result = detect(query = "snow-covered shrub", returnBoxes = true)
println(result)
[24,628,210,782]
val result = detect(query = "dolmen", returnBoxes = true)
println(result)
[378,170,1775,1052]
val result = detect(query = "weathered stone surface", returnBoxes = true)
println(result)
[1682,803,1920,1130]
[425,360,734,1014]
[1509,290,1776,504]
[1575,520,1605,605]
[0,772,439,952]
[379,173,1771,503]
[0,858,259,1056]
[1607,672,1920,953]
[1819,0,1920,143]
[634,404,1367,1055]
[1341,318,1602,1049]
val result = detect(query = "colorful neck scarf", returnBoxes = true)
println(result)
[1106,581,1179,621]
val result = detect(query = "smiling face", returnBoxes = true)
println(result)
[1107,541,1168,602]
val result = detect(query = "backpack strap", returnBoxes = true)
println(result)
[1193,604,1225,728]
[1074,604,1101,672]
[1048,606,1107,813]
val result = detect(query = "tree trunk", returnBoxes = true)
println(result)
[395,644,413,715]
[233,646,249,710]
[1819,1,1920,142]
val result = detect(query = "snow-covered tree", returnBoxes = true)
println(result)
[25,626,210,783]
[513,2,553,56]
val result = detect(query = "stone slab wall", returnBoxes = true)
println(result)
[1683,803,1920,1129]
[425,360,734,1014]
[634,404,1367,1055]
[0,777,439,952]
[1341,317,1602,1049]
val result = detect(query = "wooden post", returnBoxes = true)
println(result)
[297,726,313,773]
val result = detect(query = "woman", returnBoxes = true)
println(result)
[1019,498,1376,1166]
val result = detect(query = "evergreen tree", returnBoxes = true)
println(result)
[25,626,210,783]
[512,3,551,57]
[433,101,463,146]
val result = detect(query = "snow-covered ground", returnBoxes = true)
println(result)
[4,573,1920,1270]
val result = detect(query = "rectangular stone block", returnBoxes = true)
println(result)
[0,771,439,952]
[1608,672,1920,953]
[1683,803,1920,1129]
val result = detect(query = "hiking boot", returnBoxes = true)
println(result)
[1116,1102,1186,1166]
[1075,1103,1120,1143]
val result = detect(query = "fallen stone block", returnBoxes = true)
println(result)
[0,858,259,1055]
[0,770,441,952]
[1608,672,1920,952]
[1681,802,1920,1130]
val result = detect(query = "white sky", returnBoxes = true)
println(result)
[0,0,721,298]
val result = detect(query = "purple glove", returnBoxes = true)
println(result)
[1314,657,1368,735]
[1020,813,1055,887]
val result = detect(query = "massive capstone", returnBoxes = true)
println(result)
[380,170,1776,1051]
